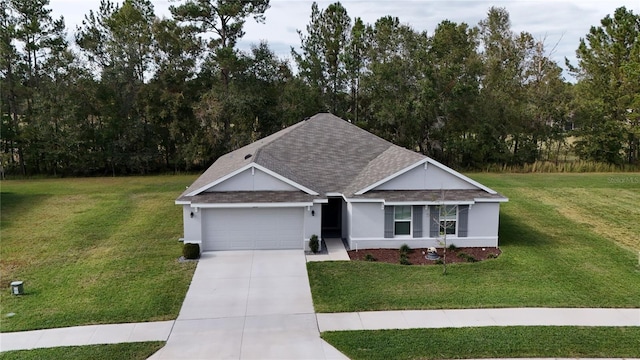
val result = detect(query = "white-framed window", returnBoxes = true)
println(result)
[394,205,412,236]
[439,205,457,236]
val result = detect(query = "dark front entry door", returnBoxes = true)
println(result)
[321,198,342,238]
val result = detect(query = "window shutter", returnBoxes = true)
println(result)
[384,206,394,238]
[458,205,469,237]
[429,205,439,237]
[412,205,423,238]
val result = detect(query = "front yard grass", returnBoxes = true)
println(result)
[0,342,164,360]
[308,173,640,312]
[322,326,640,360]
[0,176,198,332]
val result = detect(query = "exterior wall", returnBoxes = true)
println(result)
[206,168,297,192]
[303,203,322,251]
[182,205,202,246]
[467,202,500,238]
[374,164,478,191]
[347,202,500,250]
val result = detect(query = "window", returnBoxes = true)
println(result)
[439,205,457,236]
[394,206,411,236]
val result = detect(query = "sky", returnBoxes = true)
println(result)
[48,0,639,80]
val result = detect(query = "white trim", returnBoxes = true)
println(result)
[313,199,329,204]
[355,158,428,195]
[175,200,191,205]
[385,200,475,206]
[192,202,313,209]
[186,162,319,196]
[424,158,498,194]
[326,192,343,197]
[344,198,385,203]
[474,197,509,203]
[349,236,498,241]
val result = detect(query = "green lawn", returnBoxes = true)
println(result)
[322,327,640,360]
[0,342,164,360]
[0,176,198,332]
[308,173,640,312]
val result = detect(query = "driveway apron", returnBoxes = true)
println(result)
[149,250,345,360]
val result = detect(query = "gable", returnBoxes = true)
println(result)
[372,162,479,191]
[205,167,298,192]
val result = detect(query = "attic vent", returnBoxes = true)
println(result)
[244,154,252,160]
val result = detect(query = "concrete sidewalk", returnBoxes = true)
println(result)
[3,308,638,353]
[0,321,173,352]
[317,308,640,332]
[306,238,350,262]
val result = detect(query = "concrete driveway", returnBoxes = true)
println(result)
[149,250,346,360]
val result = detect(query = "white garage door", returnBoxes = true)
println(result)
[202,208,304,251]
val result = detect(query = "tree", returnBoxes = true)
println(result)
[76,0,158,174]
[1,0,67,175]
[293,1,351,117]
[567,7,640,164]
[170,0,270,153]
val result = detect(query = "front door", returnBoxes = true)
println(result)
[321,198,342,238]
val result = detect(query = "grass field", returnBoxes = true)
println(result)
[0,342,164,360]
[322,327,640,360]
[308,173,640,312]
[0,176,198,332]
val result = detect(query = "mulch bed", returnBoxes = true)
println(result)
[348,247,501,265]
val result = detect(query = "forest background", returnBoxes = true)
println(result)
[1,0,639,176]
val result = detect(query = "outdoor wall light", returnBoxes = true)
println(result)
[311,210,315,216]
[190,212,194,218]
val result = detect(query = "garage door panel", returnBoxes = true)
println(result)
[203,208,303,251]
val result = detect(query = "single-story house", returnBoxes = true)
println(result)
[176,113,508,252]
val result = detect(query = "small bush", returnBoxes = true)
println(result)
[309,234,320,253]
[400,244,413,254]
[399,253,411,265]
[457,252,477,262]
[435,259,443,265]
[183,243,200,260]
[448,244,458,251]
[487,253,498,259]
[365,253,377,262]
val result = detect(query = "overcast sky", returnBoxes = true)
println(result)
[48,0,639,80]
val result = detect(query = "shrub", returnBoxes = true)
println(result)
[457,252,477,262]
[309,234,320,253]
[399,253,411,265]
[183,243,200,260]
[448,244,458,251]
[487,253,498,259]
[365,253,377,262]
[400,244,412,254]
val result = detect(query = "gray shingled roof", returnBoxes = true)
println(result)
[178,113,505,204]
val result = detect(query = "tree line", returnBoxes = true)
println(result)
[1,0,638,176]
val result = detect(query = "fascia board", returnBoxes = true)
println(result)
[252,163,319,195]
[175,200,191,205]
[355,158,429,195]
[190,202,314,208]
[385,200,475,206]
[425,158,498,194]
[474,197,509,203]
[344,198,385,203]
[186,163,254,196]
